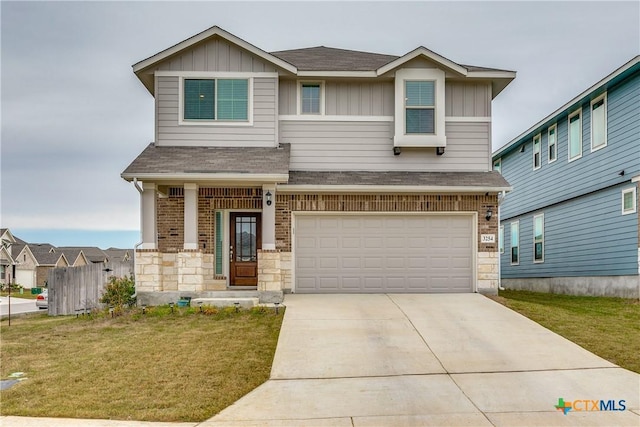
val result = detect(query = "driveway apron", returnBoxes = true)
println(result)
[203,294,640,426]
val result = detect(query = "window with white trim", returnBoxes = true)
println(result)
[183,78,249,122]
[493,158,501,174]
[299,82,323,115]
[622,187,636,215]
[568,109,582,161]
[499,225,504,254]
[591,93,607,151]
[533,214,544,263]
[533,133,541,170]
[394,68,446,147]
[547,124,557,163]
[510,221,519,265]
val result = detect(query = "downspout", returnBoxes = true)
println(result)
[132,178,144,301]
[497,190,506,290]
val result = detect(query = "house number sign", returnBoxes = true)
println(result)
[481,234,496,243]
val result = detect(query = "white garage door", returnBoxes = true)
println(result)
[16,269,35,288]
[295,214,474,293]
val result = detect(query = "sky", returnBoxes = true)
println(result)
[1,1,639,249]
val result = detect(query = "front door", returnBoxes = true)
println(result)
[230,213,261,286]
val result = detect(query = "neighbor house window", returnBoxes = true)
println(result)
[533,214,544,263]
[510,221,519,265]
[493,158,501,174]
[591,93,607,151]
[405,81,435,134]
[622,188,636,215]
[499,225,504,254]
[533,133,541,170]
[568,109,582,161]
[547,124,557,163]
[300,82,322,115]
[183,78,248,121]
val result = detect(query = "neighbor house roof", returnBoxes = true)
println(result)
[29,244,68,266]
[103,248,132,263]
[121,143,291,183]
[493,55,640,159]
[57,247,107,263]
[281,171,511,193]
[57,248,89,266]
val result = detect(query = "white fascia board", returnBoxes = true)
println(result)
[121,172,289,183]
[297,71,378,78]
[377,46,467,76]
[493,55,640,159]
[466,70,516,79]
[132,26,297,74]
[632,175,640,183]
[277,184,512,194]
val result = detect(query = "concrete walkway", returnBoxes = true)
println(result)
[202,293,640,426]
[3,294,639,426]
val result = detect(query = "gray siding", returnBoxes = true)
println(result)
[278,80,394,116]
[154,37,277,73]
[282,121,490,171]
[279,80,490,118]
[156,76,277,147]
[500,72,640,219]
[501,183,638,278]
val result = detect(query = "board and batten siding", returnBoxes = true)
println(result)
[155,76,277,147]
[153,37,278,73]
[279,80,491,117]
[501,183,638,278]
[500,72,640,219]
[282,120,491,171]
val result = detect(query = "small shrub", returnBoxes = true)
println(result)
[0,282,23,292]
[100,275,136,310]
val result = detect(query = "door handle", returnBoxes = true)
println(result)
[229,246,233,262]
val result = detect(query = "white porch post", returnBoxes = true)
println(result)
[183,183,199,250]
[141,182,157,250]
[262,184,276,250]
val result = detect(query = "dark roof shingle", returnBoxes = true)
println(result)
[271,46,399,71]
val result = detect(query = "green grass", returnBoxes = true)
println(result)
[493,290,640,373]
[0,306,284,422]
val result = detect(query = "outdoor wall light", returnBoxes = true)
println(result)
[436,147,445,156]
[485,209,493,221]
[619,170,625,176]
[265,190,272,206]
[393,147,401,156]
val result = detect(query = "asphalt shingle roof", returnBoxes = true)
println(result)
[287,171,510,188]
[58,247,107,263]
[29,244,63,266]
[271,46,399,71]
[122,143,291,177]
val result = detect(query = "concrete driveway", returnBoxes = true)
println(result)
[204,293,640,426]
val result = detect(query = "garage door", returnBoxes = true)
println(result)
[16,269,35,288]
[295,214,474,293]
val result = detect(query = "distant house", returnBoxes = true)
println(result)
[13,243,69,288]
[57,247,108,264]
[55,248,89,267]
[0,228,16,286]
[103,248,132,264]
[492,56,639,298]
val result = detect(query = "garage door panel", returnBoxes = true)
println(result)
[295,214,473,293]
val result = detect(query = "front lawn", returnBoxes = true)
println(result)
[492,290,640,373]
[0,306,284,422]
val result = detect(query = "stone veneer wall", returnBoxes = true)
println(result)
[136,250,221,293]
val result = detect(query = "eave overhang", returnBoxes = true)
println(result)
[121,172,289,185]
[277,184,512,194]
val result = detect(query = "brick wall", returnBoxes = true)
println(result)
[275,193,499,252]
[157,190,184,253]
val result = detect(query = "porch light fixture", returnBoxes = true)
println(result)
[485,209,493,221]
[436,147,445,156]
[393,146,401,156]
[265,191,272,206]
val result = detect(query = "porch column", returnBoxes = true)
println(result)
[141,182,157,250]
[183,183,199,250]
[262,184,276,250]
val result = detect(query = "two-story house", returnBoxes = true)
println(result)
[493,56,639,298]
[122,26,515,304]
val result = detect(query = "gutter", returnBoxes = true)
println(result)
[121,172,289,183]
[497,190,507,291]
[131,178,144,302]
[277,184,513,194]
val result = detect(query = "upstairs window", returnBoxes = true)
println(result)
[405,81,435,134]
[393,68,446,148]
[533,134,541,170]
[591,93,607,151]
[568,109,582,161]
[510,221,519,265]
[533,214,544,263]
[547,124,557,163]
[183,78,249,122]
[300,82,323,115]
[622,187,636,215]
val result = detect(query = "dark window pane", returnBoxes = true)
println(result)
[406,109,434,134]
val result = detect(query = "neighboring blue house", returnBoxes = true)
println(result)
[492,56,639,298]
